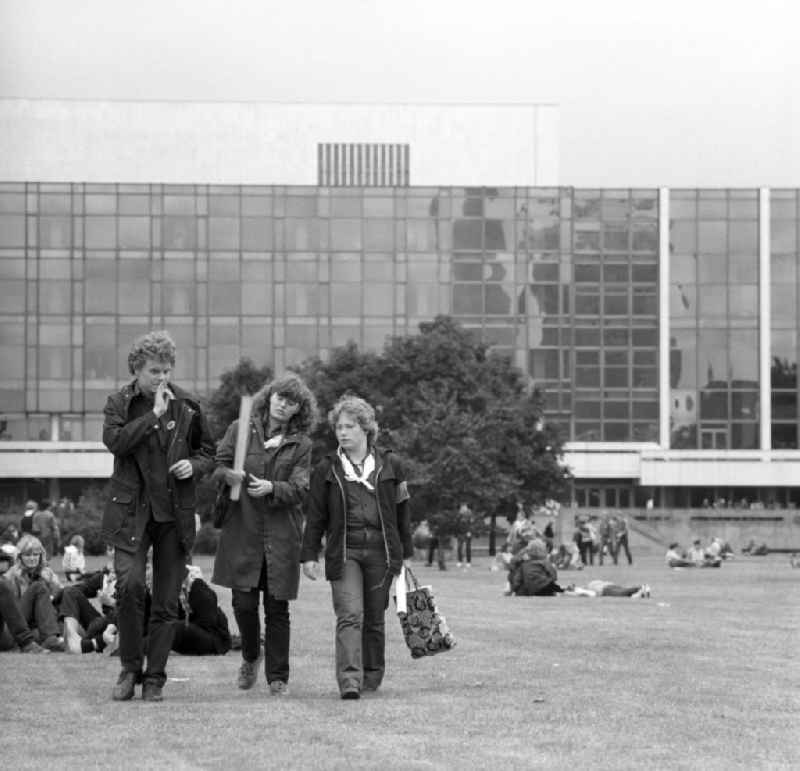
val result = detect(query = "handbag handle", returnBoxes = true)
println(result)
[404,565,421,590]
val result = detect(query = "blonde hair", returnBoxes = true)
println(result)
[69,534,85,550]
[128,330,176,375]
[328,394,379,446]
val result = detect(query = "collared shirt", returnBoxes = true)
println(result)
[129,389,176,522]
[343,458,381,532]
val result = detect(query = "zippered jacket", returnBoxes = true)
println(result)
[300,448,413,582]
[100,381,215,554]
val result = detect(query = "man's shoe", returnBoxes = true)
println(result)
[42,634,66,652]
[340,688,360,700]
[269,680,289,696]
[20,640,48,654]
[142,680,163,702]
[237,659,258,690]
[111,670,140,701]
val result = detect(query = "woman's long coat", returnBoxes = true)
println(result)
[211,415,311,600]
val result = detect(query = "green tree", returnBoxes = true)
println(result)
[297,316,570,543]
[205,357,273,442]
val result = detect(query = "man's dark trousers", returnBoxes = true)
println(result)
[115,519,184,686]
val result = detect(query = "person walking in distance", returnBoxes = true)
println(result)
[101,330,214,702]
[32,500,60,561]
[455,502,475,568]
[613,514,632,565]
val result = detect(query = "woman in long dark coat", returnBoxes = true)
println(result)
[212,373,317,696]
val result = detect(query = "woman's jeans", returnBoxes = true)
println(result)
[232,558,290,684]
[20,580,61,640]
[331,532,391,694]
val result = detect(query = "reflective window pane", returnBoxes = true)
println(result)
[209,218,240,250]
[38,216,72,248]
[163,217,197,249]
[330,220,362,250]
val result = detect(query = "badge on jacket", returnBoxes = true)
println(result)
[166,420,176,431]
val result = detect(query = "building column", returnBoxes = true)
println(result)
[659,187,671,449]
[759,187,771,452]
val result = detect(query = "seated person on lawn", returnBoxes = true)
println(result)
[2,535,65,651]
[507,538,564,596]
[169,565,232,656]
[60,568,119,655]
[0,543,48,653]
[665,542,694,568]
[62,534,87,582]
[688,538,722,567]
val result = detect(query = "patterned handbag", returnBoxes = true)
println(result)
[395,566,456,658]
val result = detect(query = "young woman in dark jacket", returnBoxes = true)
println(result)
[212,374,316,696]
[301,395,413,700]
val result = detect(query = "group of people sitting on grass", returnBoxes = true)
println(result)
[499,518,651,599]
[0,534,232,658]
[664,536,734,568]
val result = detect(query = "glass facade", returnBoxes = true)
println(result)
[669,189,760,449]
[770,190,799,448]
[0,182,663,444]
[1,182,798,457]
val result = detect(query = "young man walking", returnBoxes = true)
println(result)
[102,330,214,702]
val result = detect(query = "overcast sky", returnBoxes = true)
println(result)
[1,0,797,187]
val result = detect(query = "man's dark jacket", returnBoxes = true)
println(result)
[101,380,214,554]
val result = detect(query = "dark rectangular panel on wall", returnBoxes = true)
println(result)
[318,143,410,186]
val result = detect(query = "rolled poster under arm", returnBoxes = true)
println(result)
[229,394,253,502]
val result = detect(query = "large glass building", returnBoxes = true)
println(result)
[1,100,799,514]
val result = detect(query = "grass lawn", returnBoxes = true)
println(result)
[1,551,798,770]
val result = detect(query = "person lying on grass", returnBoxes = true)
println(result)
[562,580,651,598]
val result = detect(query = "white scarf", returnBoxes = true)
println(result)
[338,447,375,491]
[264,433,284,450]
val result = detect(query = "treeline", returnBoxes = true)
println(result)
[202,315,570,541]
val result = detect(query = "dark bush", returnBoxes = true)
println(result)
[62,483,109,556]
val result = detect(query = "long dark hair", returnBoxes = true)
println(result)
[252,373,318,435]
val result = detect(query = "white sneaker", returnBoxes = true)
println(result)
[456,562,462,568]
[102,624,119,656]
[64,617,83,654]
